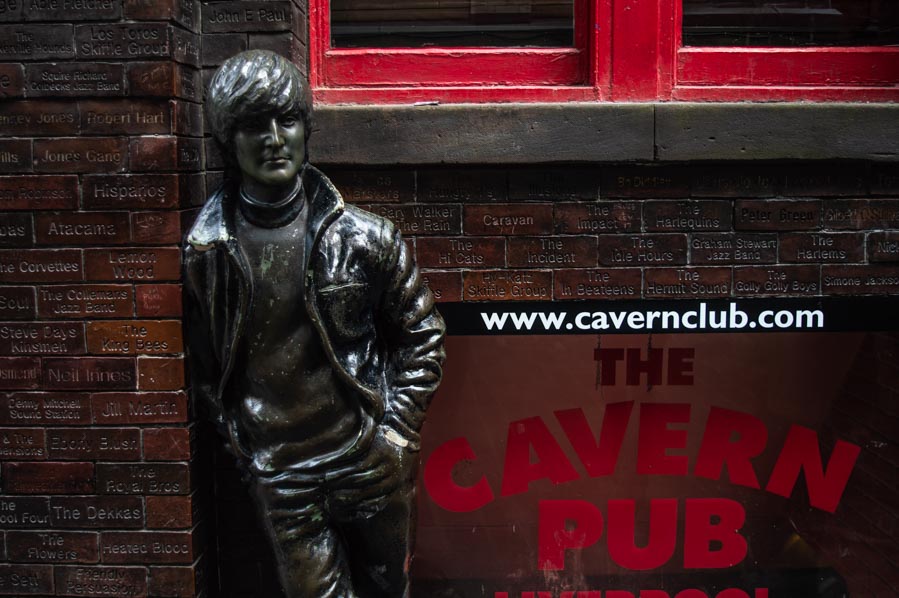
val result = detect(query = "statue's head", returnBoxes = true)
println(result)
[207,50,312,190]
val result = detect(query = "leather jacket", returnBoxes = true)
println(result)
[183,166,446,456]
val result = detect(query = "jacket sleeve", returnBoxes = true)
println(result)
[378,222,446,451]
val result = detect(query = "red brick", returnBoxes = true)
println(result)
[692,166,781,198]
[690,233,778,265]
[43,357,136,391]
[779,232,865,263]
[0,249,82,283]
[868,232,899,263]
[143,427,191,461]
[80,100,171,135]
[418,169,505,203]
[0,175,78,211]
[135,284,182,317]
[783,164,866,197]
[823,199,899,230]
[0,428,46,460]
[416,237,505,269]
[128,136,202,172]
[7,531,98,563]
[0,287,36,320]
[329,169,414,204]
[554,202,640,234]
[463,270,551,301]
[97,463,190,495]
[125,0,199,31]
[138,356,185,390]
[33,138,127,174]
[148,563,204,597]
[463,204,553,236]
[172,100,203,136]
[0,24,73,60]
[0,357,41,390]
[601,166,689,198]
[0,392,90,426]
[0,64,25,99]
[130,211,181,245]
[47,428,140,461]
[643,200,731,232]
[872,164,899,196]
[50,496,144,529]
[83,174,179,210]
[22,0,121,20]
[91,391,188,425]
[101,530,195,564]
[34,212,130,246]
[74,23,170,59]
[733,265,820,297]
[420,270,462,303]
[86,320,183,356]
[735,199,821,231]
[37,284,133,319]
[367,204,461,236]
[0,322,84,356]
[598,234,687,267]
[822,265,899,295]
[644,267,732,298]
[127,61,179,97]
[553,269,641,300]
[84,247,180,282]
[0,564,53,594]
[511,168,597,200]
[24,63,124,98]
[4,462,94,494]
[0,497,50,528]
[146,496,193,529]
[201,32,247,66]
[0,139,33,174]
[0,100,79,136]
[0,212,32,247]
[508,236,596,268]
[55,565,147,597]
[204,1,295,32]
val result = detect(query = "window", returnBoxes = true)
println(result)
[310,0,899,102]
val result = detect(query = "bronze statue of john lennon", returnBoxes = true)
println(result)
[183,50,446,598]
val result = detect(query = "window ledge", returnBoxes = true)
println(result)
[310,102,899,164]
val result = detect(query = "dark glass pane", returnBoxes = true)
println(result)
[330,0,574,48]
[683,1,899,46]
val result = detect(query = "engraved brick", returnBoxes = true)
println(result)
[4,461,94,494]
[0,357,40,389]
[783,164,866,197]
[0,564,53,594]
[508,236,596,268]
[43,357,135,391]
[554,202,640,234]
[172,100,202,136]
[135,284,181,317]
[0,139,32,174]
[145,496,192,529]
[0,24,74,60]
[0,428,45,460]
[0,287,35,320]
[0,249,82,283]
[822,199,899,230]
[143,427,190,461]
[0,175,78,210]
[97,462,190,495]
[47,428,140,460]
[91,391,187,425]
[368,204,461,236]
[692,167,781,198]
[779,232,864,263]
[735,199,821,231]
[463,204,552,236]
[55,565,147,597]
[200,32,247,66]
[37,284,133,319]
[128,136,202,172]
[138,356,184,390]
[6,531,99,563]
[601,166,689,199]
[34,212,130,246]
[644,200,731,232]
[0,392,90,425]
[416,237,504,269]
[0,100,78,135]
[101,530,194,564]
[510,168,597,201]
[418,169,506,203]
[420,270,461,303]
[553,268,641,300]
[0,212,33,247]
[0,64,25,99]
[868,232,899,263]
[86,320,182,356]
[463,270,551,301]
[131,212,180,245]
[83,174,177,210]
[149,564,203,597]
[822,265,899,295]
[644,267,732,298]
[203,1,295,33]
[172,26,200,66]
[74,23,170,60]
[22,0,121,20]
[690,233,777,265]
[0,322,84,356]
[84,248,180,282]
[733,265,820,297]
[33,138,126,174]
[50,496,144,529]
[872,164,899,196]
[25,62,124,97]
[127,61,179,97]
[125,0,199,31]
[329,169,413,204]
[598,234,687,266]
[80,100,170,135]
[0,497,50,528]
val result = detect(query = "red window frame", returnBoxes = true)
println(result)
[310,0,899,103]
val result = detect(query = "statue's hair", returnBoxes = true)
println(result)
[206,50,312,162]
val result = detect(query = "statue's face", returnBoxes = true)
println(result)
[234,113,305,192]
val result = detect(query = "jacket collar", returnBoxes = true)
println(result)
[186,165,344,251]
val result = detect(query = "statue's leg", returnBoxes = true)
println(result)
[252,471,358,598]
